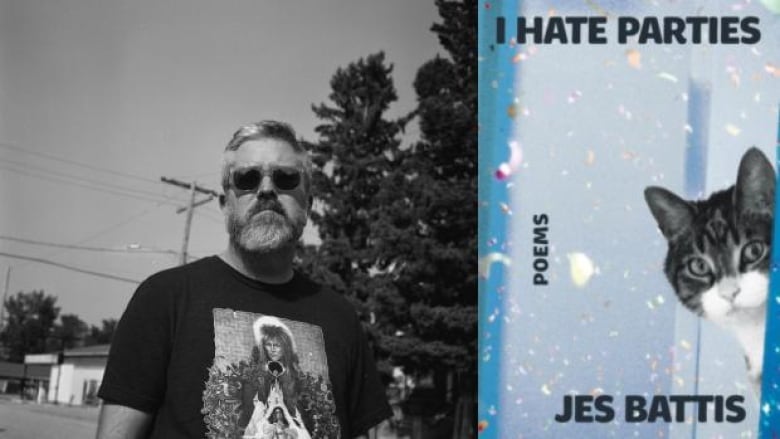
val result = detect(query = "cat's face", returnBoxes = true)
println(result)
[644,148,775,325]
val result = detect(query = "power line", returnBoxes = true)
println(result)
[0,141,158,184]
[8,207,159,271]
[0,157,178,202]
[0,235,179,256]
[0,251,141,284]
[0,165,182,207]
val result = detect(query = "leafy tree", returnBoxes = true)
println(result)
[86,318,117,345]
[48,313,89,351]
[0,290,60,362]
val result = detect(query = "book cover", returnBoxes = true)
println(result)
[478,1,780,437]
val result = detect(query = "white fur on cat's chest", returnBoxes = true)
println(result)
[702,271,767,382]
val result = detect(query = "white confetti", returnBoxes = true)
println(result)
[657,72,678,83]
[567,252,596,287]
[725,124,741,136]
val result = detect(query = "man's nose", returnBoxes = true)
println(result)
[258,175,275,195]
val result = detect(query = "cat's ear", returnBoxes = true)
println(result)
[644,187,694,240]
[736,147,775,215]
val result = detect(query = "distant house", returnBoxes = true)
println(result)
[25,344,109,405]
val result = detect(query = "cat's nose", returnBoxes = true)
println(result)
[720,287,741,301]
[717,278,740,301]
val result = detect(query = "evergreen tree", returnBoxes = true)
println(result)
[370,2,476,436]
[299,52,408,339]
[300,3,476,435]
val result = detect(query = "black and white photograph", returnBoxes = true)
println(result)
[0,1,476,438]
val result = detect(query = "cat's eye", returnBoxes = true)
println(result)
[741,241,767,265]
[687,258,711,277]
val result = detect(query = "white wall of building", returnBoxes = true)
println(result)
[47,357,106,405]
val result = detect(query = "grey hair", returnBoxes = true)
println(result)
[220,120,313,193]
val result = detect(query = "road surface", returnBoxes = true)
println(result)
[0,399,98,439]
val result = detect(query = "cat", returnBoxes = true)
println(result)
[644,147,775,398]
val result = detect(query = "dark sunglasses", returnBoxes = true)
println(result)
[230,167,302,192]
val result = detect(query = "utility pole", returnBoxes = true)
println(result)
[0,266,10,330]
[160,177,219,265]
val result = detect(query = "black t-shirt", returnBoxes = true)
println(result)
[98,256,391,438]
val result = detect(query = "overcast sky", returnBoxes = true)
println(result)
[0,0,442,325]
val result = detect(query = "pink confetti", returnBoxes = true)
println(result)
[495,141,523,180]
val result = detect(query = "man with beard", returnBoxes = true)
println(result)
[96,121,391,439]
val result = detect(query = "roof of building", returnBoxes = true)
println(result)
[64,344,110,357]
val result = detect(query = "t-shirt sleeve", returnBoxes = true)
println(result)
[98,274,174,413]
[347,316,392,436]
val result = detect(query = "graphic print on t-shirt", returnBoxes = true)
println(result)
[202,309,340,439]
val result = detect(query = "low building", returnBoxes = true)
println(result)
[4,358,53,401]
[26,344,109,405]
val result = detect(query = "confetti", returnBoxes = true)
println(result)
[478,420,489,433]
[586,149,595,166]
[567,252,596,287]
[765,63,780,77]
[507,103,518,119]
[478,252,512,279]
[680,339,692,350]
[567,90,583,104]
[495,163,512,180]
[618,105,633,120]
[759,0,780,14]
[626,49,642,69]
[512,46,537,63]
[499,203,512,215]
[541,384,552,395]
[725,124,741,136]
[657,72,678,83]
[495,141,523,180]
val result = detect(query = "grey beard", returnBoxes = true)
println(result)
[228,210,301,253]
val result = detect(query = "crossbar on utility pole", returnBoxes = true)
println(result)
[160,177,219,265]
[160,177,219,197]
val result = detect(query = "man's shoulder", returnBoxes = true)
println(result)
[294,273,360,317]
[140,256,222,288]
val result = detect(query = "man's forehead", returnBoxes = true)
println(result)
[226,138,305,168]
